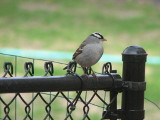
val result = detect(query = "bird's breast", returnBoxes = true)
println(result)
[75,43,104,67]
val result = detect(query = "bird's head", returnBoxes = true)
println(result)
[90,32,107,41]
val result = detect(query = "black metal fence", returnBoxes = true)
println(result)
[0,45,147,120]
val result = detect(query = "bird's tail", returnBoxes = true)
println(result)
[63,65,68,70]
[63,61,77,72]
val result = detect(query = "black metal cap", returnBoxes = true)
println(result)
[122,45,147,62]
[122,45,147,55]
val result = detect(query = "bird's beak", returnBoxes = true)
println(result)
[102,38,107,41]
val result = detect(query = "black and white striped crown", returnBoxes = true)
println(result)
[91,32,104,39]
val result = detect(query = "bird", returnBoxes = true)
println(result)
[64,32,107,76]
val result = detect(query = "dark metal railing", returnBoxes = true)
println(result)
[0,74,122,93]
[0,45,147,120]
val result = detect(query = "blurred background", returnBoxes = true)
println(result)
[0,0,159,119]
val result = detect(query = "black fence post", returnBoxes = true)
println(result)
[122,45,147,120]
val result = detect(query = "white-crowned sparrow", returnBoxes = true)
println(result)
[65,32,107,75]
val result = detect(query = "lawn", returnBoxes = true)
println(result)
[0,0,160,119]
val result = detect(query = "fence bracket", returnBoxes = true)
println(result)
[122,109,145,120]
[122,81,146,91]
[102,109,145,119]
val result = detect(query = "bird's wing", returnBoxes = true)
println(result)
[72,41,86,60]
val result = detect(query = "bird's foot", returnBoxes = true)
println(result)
[92,73,98,80]
[82,74,89,79]
[90,67,98,80]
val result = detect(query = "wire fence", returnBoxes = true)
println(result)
[0,46,160,120]
[0,52,122,120]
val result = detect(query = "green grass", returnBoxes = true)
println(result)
[0,0,160,119]
[0,0,160,53]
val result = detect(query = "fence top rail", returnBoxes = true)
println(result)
[0,73,122,93]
